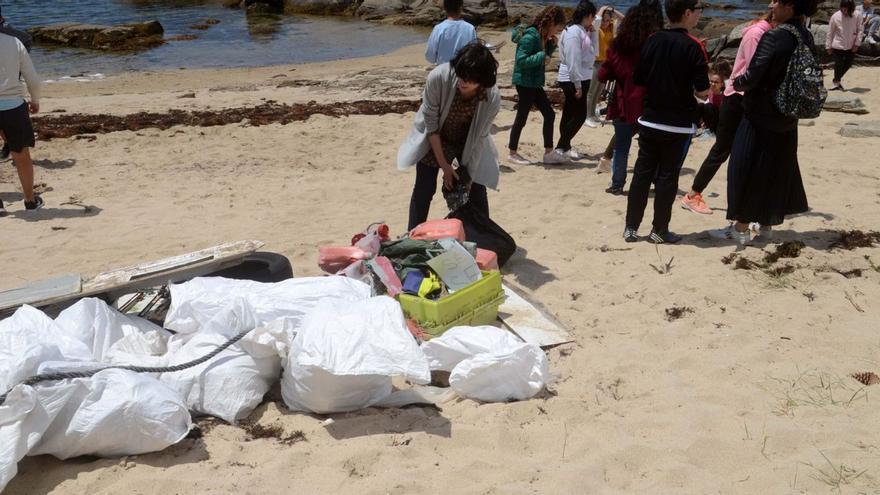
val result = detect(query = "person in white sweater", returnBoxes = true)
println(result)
[0,32,42,214]
[555,0,598,159]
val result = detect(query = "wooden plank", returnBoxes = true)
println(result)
[0,240,264,315]
[0,273,82,313]
[498,283,573,348]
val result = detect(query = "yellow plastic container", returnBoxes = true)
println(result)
[397,270,504,337]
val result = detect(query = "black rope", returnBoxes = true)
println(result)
[0,329,252,406]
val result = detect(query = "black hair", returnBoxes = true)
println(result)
[840,0,856,15]
[443,0,463,15]
[711,60,732,80]
[612,1,664,54]
[664,0,699,22]
[569,0,598,27]
[779,0,819,16]
[450,41,498,89]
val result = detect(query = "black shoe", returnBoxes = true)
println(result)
[0,143,9,161]
[623,227,639,243]
[0,199,6,217]
[24,195,44,210]
[649,229,682,244]
[605,186,625,196]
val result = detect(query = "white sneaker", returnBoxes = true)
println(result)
[543,149,568,164]
[597,157,612,174]
[749,222,774,241]
[508,153,531,165]
[584,118,600,128]
[710,223,752,245]
[563,148,581,160]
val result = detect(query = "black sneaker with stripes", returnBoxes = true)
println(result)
[623,227,639,243]
[649,229,682,244]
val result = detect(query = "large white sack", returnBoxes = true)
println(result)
[421,326,551,402]
[164,276,372,334]
[28,369,191,459]
[282,296,430,414]
[54,298,171,363]
[0,305,92,392]
[159,299,283,423]
[0,370,190,492]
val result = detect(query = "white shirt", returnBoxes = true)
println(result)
[558,24,595,85]
[0,34,40,105]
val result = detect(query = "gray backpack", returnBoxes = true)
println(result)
[773,24,827,119]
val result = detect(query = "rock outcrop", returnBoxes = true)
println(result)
[839,121,880,137]
[29,21,164,51]
[823,93,869,114]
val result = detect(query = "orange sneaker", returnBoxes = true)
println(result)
[680,192,712,215]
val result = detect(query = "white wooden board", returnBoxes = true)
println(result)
[498,283,573,347]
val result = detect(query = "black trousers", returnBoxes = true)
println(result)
[625,125,691,233]
[556,80,590,151]
[408,162,489,231]
[509,85,555,151]
[832,49,855,82]
[691,93,744,194]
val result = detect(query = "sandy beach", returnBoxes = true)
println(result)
[2,29,880,494]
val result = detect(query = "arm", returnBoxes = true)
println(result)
[19,43,41,111]
[692,44,710,100]
[515,34,546,70]
[733,31,777,93]
[561,30,584,86]
[425,27,440,64]
[826,14,839,52]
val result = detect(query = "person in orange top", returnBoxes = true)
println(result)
[586,5,623,127]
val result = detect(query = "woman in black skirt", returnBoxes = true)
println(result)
[711,0,817,245]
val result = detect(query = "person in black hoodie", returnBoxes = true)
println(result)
[623,0,709,244]
[710,0,818,245]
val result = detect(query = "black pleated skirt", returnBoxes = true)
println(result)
[726,117,808,226]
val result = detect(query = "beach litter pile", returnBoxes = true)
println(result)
[0,225,551,491]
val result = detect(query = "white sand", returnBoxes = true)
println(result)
[2,34,880,494]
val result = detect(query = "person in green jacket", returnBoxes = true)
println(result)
[508,6,567,165]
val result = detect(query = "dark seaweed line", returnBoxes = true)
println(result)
[32,100,421,140]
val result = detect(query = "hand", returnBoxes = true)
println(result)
[440,163,459,191]
[575,88,583,99]
[28,101,39,114]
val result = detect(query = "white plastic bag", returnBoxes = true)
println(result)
[159,301,282,423]
[164,276,372,335]
[1,369,191,492]
[0,305,92,392]
[54,298,171,363]
[282,296,430,414]
[421,326,551,402]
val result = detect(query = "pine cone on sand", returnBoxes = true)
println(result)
[851,372,880,386]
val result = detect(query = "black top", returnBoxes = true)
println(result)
[734,19,812,132]
[633,28,710,128]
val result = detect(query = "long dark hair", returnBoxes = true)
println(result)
[840,0,856,16]
[611,0,664,55]
[568,0,598,27]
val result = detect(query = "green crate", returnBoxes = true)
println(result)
[397,270,504,337]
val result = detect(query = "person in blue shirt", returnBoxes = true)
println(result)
[425,0,477,65]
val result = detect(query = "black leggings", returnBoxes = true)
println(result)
[832,48,855,83]
[556,80,589,151]
[509,85,555,151]
[691,93,744,194]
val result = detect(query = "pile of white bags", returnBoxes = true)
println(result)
[0,304,191,492]
[0,274,554,493]
[421,326,552,402]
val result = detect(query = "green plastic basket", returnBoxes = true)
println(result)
[397,270,504,337]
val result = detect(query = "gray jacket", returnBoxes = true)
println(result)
[397,62,501,190]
